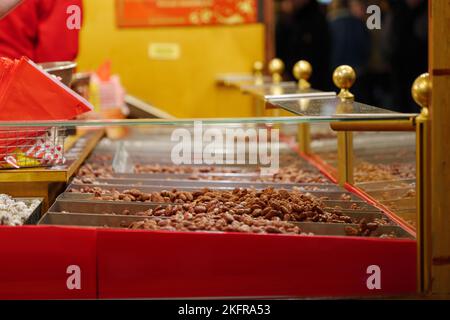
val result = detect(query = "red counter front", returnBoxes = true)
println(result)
[96,229,416,299]
[0,226,416,299]
[0,226,97,300]
[0,227,416,299]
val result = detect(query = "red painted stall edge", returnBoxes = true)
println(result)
[97,228,416,299]
[0,226,97,300]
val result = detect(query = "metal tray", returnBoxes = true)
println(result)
[73,177,337,190]
[391,209,416,227]
[49,199,160,215]
[49,199,386,222]
[38,212,411,239]
[58,192,372,212]
[322,200,381,211]
[66,183,361,201]
[356,179,415,191]
[380,198,416,211]
[58,193,373,213]
[365,187,416,201]
[4,198,44,225]
[104,170,326,181]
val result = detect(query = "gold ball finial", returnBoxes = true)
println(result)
[268,58,285,84]
[253,61,264,75]
[293,60,312,90]
[253,61,264,85]
[412,73,431,111]
[333,65,356,100]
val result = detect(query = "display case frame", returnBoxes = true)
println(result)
[0,116,418,299]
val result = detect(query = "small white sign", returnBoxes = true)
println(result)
[148,43,181,60]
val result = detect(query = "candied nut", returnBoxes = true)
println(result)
[161,190,171,197]
[252,208,262,217]
[141,193,151,201]
[194,205,207,214]
[281,205,291,214]
[345,226,359,236]
[279,190,290,199]
[270,200,281,211]
[341,216,353,223]
[251,226,263,233]
[124,189,142,198]
[340,194,352,201]
[158,220,169,227]
[265,226,282,234]
[179,193,187,201]
[264,209,278,220]
[223,213,234,223]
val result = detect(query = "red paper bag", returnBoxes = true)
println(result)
[0,57,92,120]
[0,57,92,165]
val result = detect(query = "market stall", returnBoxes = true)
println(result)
[0,80,420,298]
[0,0,448,301]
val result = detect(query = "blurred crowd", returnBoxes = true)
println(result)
[276,0,428,113]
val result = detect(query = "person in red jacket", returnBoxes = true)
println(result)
[0,0,82,63]
[0,0,22,18]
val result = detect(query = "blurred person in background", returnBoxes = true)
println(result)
[328,0,371,102]
[387,0,428,113]
[276,0,332,90]
[365,0,394,107]
[0,0,82,63]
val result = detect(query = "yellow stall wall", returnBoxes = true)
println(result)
[77,0,265,118]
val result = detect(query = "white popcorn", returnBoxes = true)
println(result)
[0,194,39,226]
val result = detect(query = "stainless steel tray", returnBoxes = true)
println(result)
[73,178,337,190]
[104,170,325,181]
[356,179,415,191]
[22,198,43,225]
[66,183,361,201]
[49,199,386,221]
[364,187,416,201]
[57,192,380,213]
[38,212,412,239]
[49,199,160,215]
[380,198,416,211]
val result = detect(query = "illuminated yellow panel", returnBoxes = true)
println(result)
[77,0,265,118]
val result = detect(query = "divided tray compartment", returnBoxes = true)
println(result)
[66,182,355,197]
[14,197,43,225]
[38,211,413,239]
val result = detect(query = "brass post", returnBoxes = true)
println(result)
[268,58,284,118]
[412,73,432,294]
[293,60,312,90]
[268,58,284,85]
[333,65,356,185]
[293,60,313,154]
[253,61,264,86]
[298,122,311,154]
[252,61,265,116]
[337,131,354,186]
[333,65,356,100]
